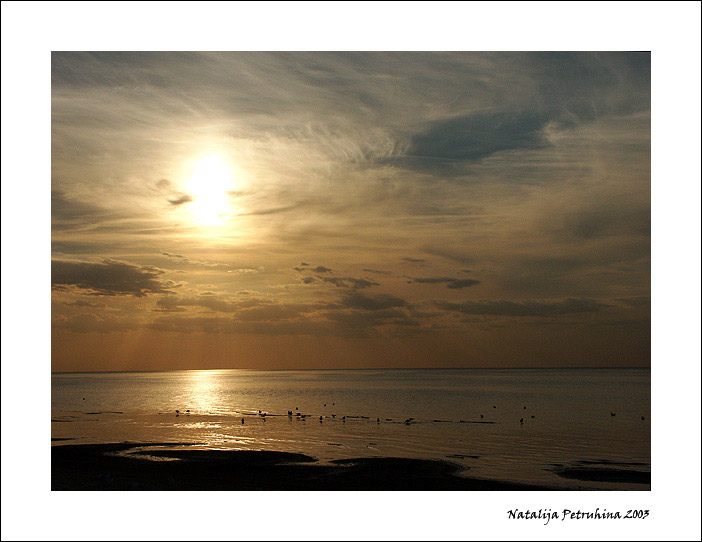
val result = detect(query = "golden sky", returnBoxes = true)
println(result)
[51,52,650,371]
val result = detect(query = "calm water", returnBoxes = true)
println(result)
[51,368,650,489]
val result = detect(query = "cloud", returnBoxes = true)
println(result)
[160,252,244,270]
[340,291,407,311]
[325,308,419,335]
[167,193,193,206]
[61,300,107,308]
[408,277,480,289]
[147,315,333,336]
[237,304,315,322]
[52,259,174,297]
[403,109,550,164]
[50,52,650,358]
[319,276,379,289]
[155,295,263,313]
[422,248,473,265]
[53,313,140,333]
[362,268,392,276]
[435,298,607,317]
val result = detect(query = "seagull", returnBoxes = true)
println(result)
[241,417,245,424]
[520,418,524,424]
[611,412,616,417]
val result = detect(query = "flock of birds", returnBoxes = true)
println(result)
[170,403,647,425]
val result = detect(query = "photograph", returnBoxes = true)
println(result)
[50,50,651,491]
[1,2,700,541]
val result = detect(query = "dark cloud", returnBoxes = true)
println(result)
[436,298,607,317]
[167,193,193,206]
[404,109,550,164]
[321,277,348,288]
[319,276,379,289]
[325,308,418,333]
[301,276,315,284]
[423,248,473,265]
[340,291,407,311]
[401,257,426,264]
[408,277,480,289]
[300,262,309,266]
[61,300,107,308]
[345,277,379,289]
[52,259,174,297]
[362,268,392,276]
[312,266,332,273]
[387,52,650,174]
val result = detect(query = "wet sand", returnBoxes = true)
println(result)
[52,443,554,491]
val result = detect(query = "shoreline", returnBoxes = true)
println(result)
[52,442,558,491]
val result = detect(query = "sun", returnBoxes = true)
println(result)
[184,156,235,225]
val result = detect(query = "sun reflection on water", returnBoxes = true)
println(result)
[183,370,226,415]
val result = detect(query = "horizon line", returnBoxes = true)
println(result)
[52,365,652,375]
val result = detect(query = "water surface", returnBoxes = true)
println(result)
[52,368,650,489]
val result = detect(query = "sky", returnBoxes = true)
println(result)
[51,52,651,371]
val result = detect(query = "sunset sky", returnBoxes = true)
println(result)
[51,52,651,371]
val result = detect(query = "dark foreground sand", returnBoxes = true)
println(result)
[52,443,555,491]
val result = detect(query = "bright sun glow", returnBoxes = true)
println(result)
[184,156,235,225]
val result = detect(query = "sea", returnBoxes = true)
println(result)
[51,368,650,489]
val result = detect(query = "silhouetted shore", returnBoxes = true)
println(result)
[52,443,556,491]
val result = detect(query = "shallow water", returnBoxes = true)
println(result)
[51,368,650,489]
